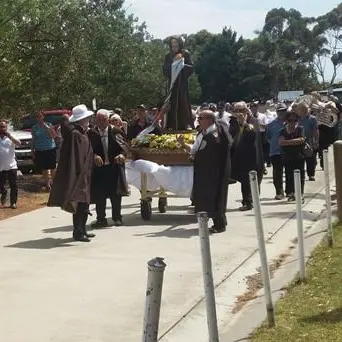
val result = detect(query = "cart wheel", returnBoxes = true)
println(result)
[158,198,167,213]
[141,199,152,220]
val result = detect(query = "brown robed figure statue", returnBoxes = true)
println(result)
[162,35,194,131]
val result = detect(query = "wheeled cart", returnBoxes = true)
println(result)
[125,160,193,221]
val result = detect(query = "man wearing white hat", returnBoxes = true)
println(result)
[48,104,95,242]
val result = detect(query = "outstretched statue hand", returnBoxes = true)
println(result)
[174,53,183,61]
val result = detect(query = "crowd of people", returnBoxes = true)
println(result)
[0,93,340,239]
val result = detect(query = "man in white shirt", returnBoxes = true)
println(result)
[215,101,231,126]
[265,100,277,124]
[0,120,21,208]
[250,102,270,170]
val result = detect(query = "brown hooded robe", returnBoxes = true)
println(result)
[48,123,93,213]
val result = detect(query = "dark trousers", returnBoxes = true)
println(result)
[270,155,284,195]
[212,212,227,229]
[241,171,263,206]
[96,195,122,221]
[284,159,305,195]
[261,132,270,165]
[241,181,252,206]
[305,152,317,177]
[72,202,89,236]
[0,169,18,205]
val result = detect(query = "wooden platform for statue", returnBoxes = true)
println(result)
[129,147,192,166]
[163,129,197,134]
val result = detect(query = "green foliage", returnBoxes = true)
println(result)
[188,74,201,104]
[313,4,342,85]
[195,28,244,102]
[0,0,167,118]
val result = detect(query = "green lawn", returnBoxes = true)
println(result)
[252,224,342,342]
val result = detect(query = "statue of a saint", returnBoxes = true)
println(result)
[163,36,194,131]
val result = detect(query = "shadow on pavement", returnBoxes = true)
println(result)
[42,225,73,233]
[134,226,199,239]
[301,308,342,324]
[124,213,197,227]
[5,237,75,249]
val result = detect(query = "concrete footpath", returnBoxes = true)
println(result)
[0,156,334,342]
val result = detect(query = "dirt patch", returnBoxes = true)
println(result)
[0,174,49,221]
[232,252,290,314]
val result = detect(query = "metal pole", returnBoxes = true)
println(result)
[249,171,275,327]
[323,150,333,247]
[142,257,167,342]
[197,212,219,342]
[333,141,342,222]
[294,170,306,282]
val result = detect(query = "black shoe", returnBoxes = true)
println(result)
[91,219,108,228]
[209,226,226,234]
[1,190,7,206]
[239,204,253,211]
[73,234,90,242]
[86,232,96,238]
[287,195,295,202]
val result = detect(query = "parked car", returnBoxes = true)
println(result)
[20,109,72,131]
[7,123,34,172]
[10,109,72,173]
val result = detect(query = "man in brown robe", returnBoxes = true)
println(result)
[48,104,95,242]
[191,110,231,233]
[88,109,129,228]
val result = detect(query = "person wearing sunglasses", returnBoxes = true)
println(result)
[279,111,306,202]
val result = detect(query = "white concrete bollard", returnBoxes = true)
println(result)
[197,212,219,342]
[323,149,333,247]
[294,170,306,282]
[142,257,166,342]
[249,171,275,327]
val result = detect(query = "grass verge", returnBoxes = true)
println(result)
[252,224,342,342]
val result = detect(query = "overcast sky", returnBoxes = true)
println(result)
[126,0,340,39]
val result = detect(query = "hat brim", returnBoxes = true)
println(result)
[69,110,94,123]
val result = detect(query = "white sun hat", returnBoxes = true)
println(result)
[69,104,94,123]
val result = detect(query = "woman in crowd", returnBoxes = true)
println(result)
[31,112,58,191]
[279,111,306,202]
[110,113,127,135]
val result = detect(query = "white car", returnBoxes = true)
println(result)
[8,123,34,172]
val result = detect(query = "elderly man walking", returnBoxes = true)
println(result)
[180,109,231,233]
[88,109,129,228]
[48,104,95,242]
